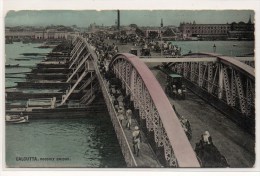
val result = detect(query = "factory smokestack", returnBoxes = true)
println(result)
[117,10,120,30]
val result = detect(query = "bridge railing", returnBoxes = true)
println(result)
[92,54,138,167]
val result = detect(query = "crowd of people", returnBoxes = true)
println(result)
[146,41,182,57]
[92,43,142,157]
[85,32,183,58]
[107,79,142,157]
[84,32,217,160]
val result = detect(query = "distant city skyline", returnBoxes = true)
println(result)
[5,10,254,27]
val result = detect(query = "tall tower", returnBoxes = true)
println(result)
[117,10,120,30]
[161,18,163,27]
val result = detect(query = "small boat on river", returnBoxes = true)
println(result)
[6,114,29,124]
[6,64,20,68]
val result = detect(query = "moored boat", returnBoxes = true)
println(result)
[6,114,29,124]
[5,64,20,68]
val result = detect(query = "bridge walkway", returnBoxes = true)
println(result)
[102,80,161,167]
[121,119,162,167]
[150,68,255,167]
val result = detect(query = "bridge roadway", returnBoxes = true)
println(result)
[149,67,255,167]
[114,41,255,167]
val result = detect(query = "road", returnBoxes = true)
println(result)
[150,68,255,167]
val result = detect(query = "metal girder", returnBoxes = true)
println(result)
[70,41,84,62]
[234,71,247,114]
[211,64,219,96]
[218,64,225,99]
[246,79,254,116]
[190,62,195,82]
[78,74,96,91]
[231,70,237,107]
[60,71,88,105]
[125,62,132,96]
[69,44,85,64]
[139,56,253,63]
[198,62,203,87]
[222,66,232,105]
[207,63,213,93]
[183,62,188,78]
[141,57,217,63]
[70,40,82,56]
[109,53,200,168]
[130,68,137,102]
[121,60,126,90]
[67,53,91,82]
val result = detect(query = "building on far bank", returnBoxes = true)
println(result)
[34,31,45,39]
[179,21,230,40]
[179,16,254,40]
[228,18,254,40]
[5,30,35,39]
[5,26,79,42]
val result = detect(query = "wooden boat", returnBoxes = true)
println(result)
[5,64,20,68]
[6,114,29,124]
[15,81,71,89]
[15,58,30,61]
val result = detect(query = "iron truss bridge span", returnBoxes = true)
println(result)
[70,35,200,167]
[162,52,255,134]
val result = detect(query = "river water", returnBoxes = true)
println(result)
[5,42,126,168]
[172,40,254,56]
[5,41,254,168]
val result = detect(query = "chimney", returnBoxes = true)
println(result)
[117,10,120,30]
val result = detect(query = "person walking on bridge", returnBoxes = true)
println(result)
[132,126,141,157]
[125,109,132,130]
[117,106,125,125]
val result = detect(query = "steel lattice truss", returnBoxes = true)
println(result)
[168,53,255,119]
[109,54,200,167]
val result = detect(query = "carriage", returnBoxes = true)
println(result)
[129,49,138,56]
[140,48,151,57]
[165,74,186,99]
[195,140,229,167]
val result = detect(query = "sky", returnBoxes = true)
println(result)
[5,10,255,27]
